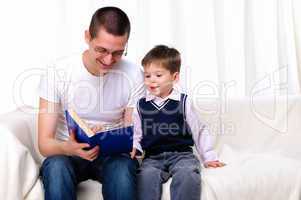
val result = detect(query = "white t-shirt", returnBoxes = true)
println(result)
[39,54,144,141]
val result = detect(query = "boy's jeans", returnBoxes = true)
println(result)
[137,151,201,200]
[40,154,138,200]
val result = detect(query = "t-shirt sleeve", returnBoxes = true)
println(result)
[126,67,145,108]
[38,68,60,103]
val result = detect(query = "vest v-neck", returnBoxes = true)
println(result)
[150,99,170,110]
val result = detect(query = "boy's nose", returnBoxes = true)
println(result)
[150,78,156,83]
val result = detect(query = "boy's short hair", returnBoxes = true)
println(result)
[89,7,131,39]
[141,45,181,73]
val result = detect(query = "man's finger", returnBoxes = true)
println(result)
[90,154,98,161]
[69,130,76,141]
[91,124,103,133]
[77,143,90,149]
[86,146,99,156]
[83,148,99,161]
[88,150,99,161]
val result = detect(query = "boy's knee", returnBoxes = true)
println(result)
[173,167,200,183]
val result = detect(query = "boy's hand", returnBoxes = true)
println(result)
[130,148,137,159]
[204,160,226,168]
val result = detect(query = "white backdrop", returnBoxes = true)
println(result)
[0,0,300,114]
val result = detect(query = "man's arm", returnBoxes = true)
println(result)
[38,97,65,156]
[123,107,134,125]
[38,98,99,160]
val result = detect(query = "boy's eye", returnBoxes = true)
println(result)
[156,74,162,77]
[145,75,151,78]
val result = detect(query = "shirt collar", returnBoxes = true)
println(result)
[145,87,181,102]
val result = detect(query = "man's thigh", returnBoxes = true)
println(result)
[40,155,92,185]
[90,154,138,182]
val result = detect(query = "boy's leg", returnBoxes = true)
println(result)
[137,154,169,200]
[168,152,201,200]
[40,155,91,200]
[97,154,138,200]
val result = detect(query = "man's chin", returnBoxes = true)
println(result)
[99,65,112,73]
[96,61,113,72]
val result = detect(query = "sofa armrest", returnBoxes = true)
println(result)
[0,106,44,199]
[0,106,43,164]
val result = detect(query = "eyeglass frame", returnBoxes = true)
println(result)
[93,43,128,59]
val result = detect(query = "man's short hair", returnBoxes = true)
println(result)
[89,7,131,39]
[142,45,181,74]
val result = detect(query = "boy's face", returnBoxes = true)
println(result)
[144,63,179,98]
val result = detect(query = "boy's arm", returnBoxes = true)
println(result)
[185,97,219,163]
[132,106,143,153]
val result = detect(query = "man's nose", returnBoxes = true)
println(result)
[103,53,114,65]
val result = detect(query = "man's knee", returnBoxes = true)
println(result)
[104,155,137,174]
[102,156,137,199]
[41,155,73,176]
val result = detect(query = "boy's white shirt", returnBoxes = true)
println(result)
[132,88,218,163]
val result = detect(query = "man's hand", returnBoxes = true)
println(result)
[64,130,99,161]
[91,124,103,133]
[204,160,226,168]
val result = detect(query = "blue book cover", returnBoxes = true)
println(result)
[65,109,133,156]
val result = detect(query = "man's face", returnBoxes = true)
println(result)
[86,28,128,74]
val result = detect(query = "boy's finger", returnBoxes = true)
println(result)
[130,149,136,159]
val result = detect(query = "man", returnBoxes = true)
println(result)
[38,7,144,200]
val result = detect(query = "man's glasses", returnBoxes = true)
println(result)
[94,45,128,59]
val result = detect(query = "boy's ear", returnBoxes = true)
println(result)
[85,30,91,44]
[173,72,180,82]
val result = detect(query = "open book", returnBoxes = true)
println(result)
[65,109,133,156]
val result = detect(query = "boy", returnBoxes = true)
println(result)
[131,45,225,200]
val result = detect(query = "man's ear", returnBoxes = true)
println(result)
[85,30,91,44]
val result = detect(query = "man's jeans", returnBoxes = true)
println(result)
[40,154,138,200]
[137,151,201,200]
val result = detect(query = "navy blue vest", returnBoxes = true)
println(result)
[137,93,194,157]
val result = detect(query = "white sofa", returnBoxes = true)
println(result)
[1,96,301,200]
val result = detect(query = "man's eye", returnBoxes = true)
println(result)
[112,51,124,57]
[95,48,106,53]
